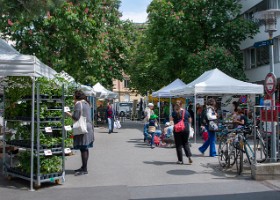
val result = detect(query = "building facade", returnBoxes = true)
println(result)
[112,75,142,103]
[240,0,280,86]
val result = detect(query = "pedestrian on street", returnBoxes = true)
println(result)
[198,98,217,157]
[171,101,193,164]
[148,114,158,149]
[143,103,155,142]
[65,90,94,175]
[106,102,114,134]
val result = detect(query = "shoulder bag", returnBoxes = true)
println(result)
[207,107,219,132]
[73,101,88,136]
[174,109,186,132]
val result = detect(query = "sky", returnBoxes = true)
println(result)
[119,0,152,23]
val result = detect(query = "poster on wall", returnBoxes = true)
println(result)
[221,95,240,113]
[196,98,204,106]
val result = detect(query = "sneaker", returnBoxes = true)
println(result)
[176,161,183,164]
[74,167,83,173]
[188,157,193,164]
[75,170,88,176]
[198,148,205,156]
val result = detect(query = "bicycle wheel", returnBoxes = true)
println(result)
[228,144,236,167]
[236,148,243,175]
[255,130,267,163]
[244,142,254,165]
[218,139,229,168]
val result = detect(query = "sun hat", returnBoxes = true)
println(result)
[150,114,158,120]
[148,103,154,107]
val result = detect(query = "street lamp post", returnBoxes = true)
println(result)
[255,9,280,162]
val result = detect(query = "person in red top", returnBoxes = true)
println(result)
[106,102,114,134]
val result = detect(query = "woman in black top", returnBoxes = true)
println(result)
[171,103,193,164]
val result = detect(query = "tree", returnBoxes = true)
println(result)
[127,0,258,93]
[0,0,134,87]
[0,0,67,20]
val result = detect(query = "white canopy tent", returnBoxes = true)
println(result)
[152,78,187,97]
[92,82,118,99]
[0,38,59,191]
[170,68,264,143]
[171,68,264,96]
[0,38,57,78]
[56,71,96,96]
[152,79,187,123]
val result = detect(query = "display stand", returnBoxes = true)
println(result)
[2,82,66,190]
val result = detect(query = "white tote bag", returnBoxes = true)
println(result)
[114,119,121,129]
[73,101,88,136]
[189,126,194,139]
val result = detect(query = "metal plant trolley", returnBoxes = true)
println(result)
[2,82,66,189]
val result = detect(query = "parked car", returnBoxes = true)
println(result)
[116,102,133,117]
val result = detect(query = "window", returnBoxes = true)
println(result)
[243,45,270,69]
[124,79,129,88]
[251,48,256,68]
[256,46,269,66]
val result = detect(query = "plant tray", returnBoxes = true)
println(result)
[7,167,63,180]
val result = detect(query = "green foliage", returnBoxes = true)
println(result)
[126,0,258,94]
[0,0,66,21]
[40,156,62,174]
[0,0,134,88]
[17,151,62,174]
[17,151,33,174]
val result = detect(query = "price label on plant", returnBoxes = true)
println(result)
[64,106,70,112]
[44,149,52,156]
[45,127,53,133]
[64,125,72,131]
[64,148,71,154]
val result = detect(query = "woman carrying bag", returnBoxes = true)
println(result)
[171,102,193,164]
[198,98,217,157]
[65,90,94,175]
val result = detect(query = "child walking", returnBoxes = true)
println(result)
[148,114,158,149]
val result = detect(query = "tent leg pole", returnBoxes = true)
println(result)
[169,97,172,121]
[194,95,197,144]
[158,96,160,125]
[30,77,35,191]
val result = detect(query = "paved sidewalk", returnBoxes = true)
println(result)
[0,120,279,200]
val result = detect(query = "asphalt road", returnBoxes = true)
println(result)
[0,120,279,200]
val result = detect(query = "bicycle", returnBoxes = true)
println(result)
[234,125,267,175]
[217,126,237,168]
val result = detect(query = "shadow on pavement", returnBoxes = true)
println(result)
[198,162,251,180]
[143,161,176,166]
[166,169,196,176]
[0,174,29,190]
[131,191,280,200]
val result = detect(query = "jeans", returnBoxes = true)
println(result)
[143,123,149,140]
[108,118,114,132]
[149,132,155,147]
[166,126,174,138]
[198,126,216,157]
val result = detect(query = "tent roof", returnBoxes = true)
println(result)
[92,82,118,99]
[56,71,95,96]
[0,38,57,78]
[0,39,18,54]
[171,68,264,96]
[152,78,187,97]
